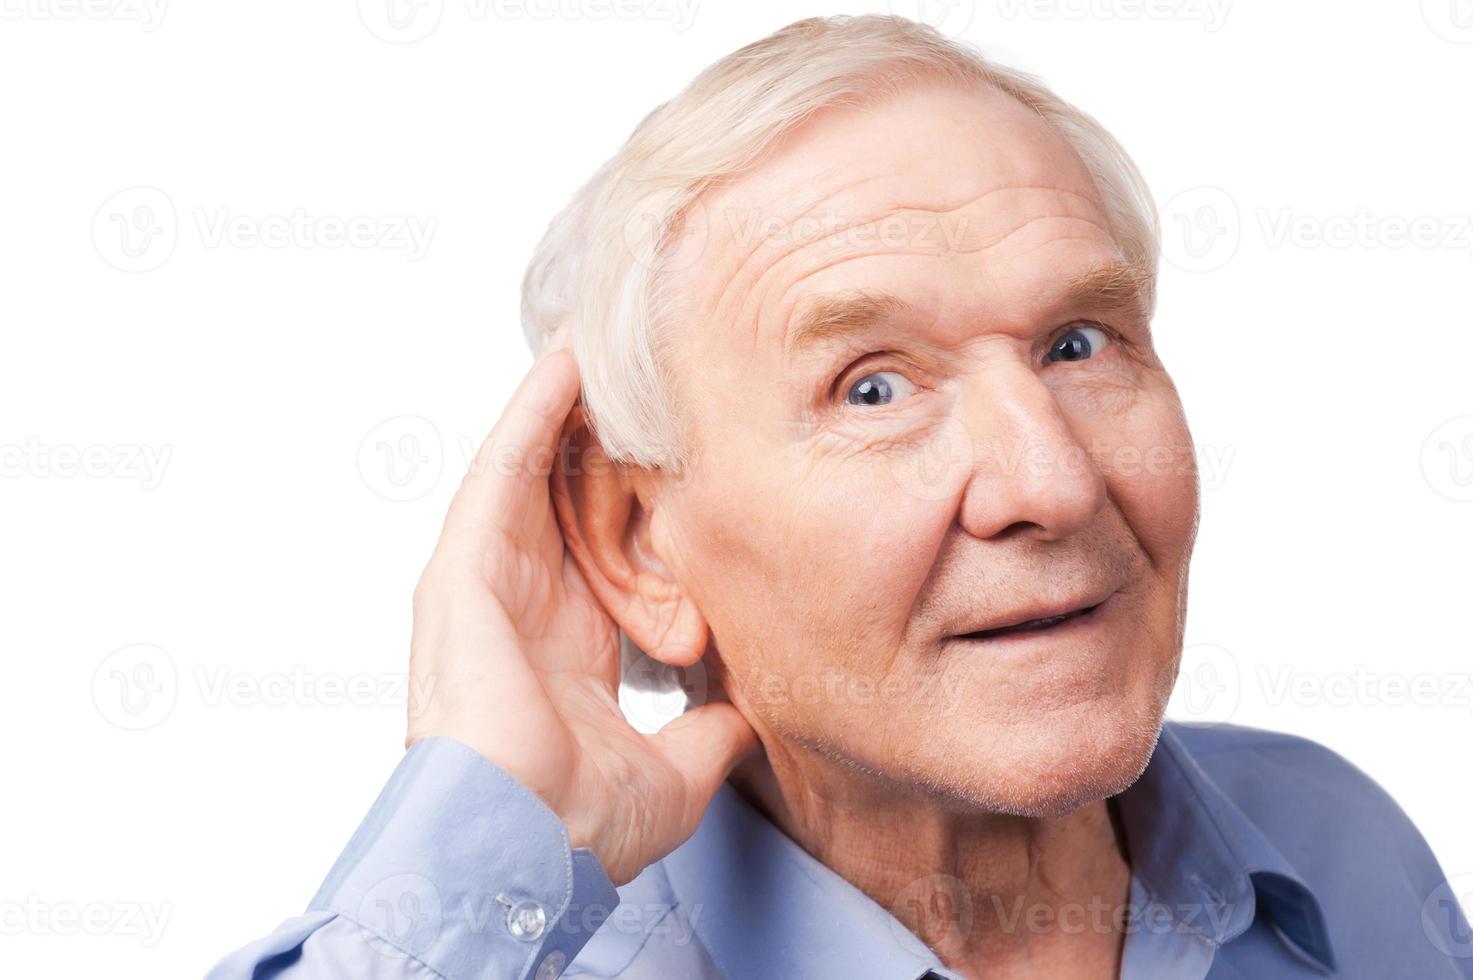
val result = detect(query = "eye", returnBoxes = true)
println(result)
[844,370,917,407]
[1045,324,1112,364]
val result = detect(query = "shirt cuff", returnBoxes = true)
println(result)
[308,736,620,980]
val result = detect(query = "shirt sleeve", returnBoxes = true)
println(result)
[206,736,622,980]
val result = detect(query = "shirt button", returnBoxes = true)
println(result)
[505,899,547,942]
[534,950,568,979]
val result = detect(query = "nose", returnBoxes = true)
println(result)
[954,360,1107,542]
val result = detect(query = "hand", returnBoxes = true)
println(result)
[405,331,758,885]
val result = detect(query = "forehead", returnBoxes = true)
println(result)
[665,80,1121,358]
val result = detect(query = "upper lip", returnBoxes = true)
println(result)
[951,586,1120,638]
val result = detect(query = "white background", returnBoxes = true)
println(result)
[2,1,1470,975]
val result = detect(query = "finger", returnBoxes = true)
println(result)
[653,702,761,814]
[438,347,581,554]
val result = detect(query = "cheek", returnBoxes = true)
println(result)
[1084,386,1200,573]
[670,439,950,678]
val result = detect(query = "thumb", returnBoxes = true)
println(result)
[653,702,760,810]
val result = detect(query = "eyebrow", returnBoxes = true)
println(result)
[781,260,1154,357]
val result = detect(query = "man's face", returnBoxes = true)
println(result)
[650,81,1198,815]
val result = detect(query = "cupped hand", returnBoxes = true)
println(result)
[405,333,758,885]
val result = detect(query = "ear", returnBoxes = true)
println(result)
[551,407,707,667]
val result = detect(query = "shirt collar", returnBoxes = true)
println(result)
[1115,723,1337,974]
[660,772,948,980]
[660,721,1337,979]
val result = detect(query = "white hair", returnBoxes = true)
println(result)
[520,14,1159,472]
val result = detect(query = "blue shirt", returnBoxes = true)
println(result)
[208,721,1472,979]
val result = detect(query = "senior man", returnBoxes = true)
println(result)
[211,15,1469,980]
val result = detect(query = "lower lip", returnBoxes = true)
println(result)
[948,593,1116,649]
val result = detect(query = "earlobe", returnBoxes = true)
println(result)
[552,408,708,667]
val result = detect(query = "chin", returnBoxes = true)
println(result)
[904,699,1168,818]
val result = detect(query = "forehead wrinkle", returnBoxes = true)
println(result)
[763,209,1115,354]
[714,175,1094,325]
[702,172,897,340]
[705,171,1114,360]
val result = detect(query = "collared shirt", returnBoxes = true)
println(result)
[208,721,1473,979]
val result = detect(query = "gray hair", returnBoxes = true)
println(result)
[520,14,1159,472]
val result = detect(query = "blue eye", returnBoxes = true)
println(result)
[845,371,916,407]
[1046,325,1112,363]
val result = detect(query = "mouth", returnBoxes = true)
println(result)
[951,592,1115,643]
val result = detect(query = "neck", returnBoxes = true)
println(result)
[727,736,1133,980]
